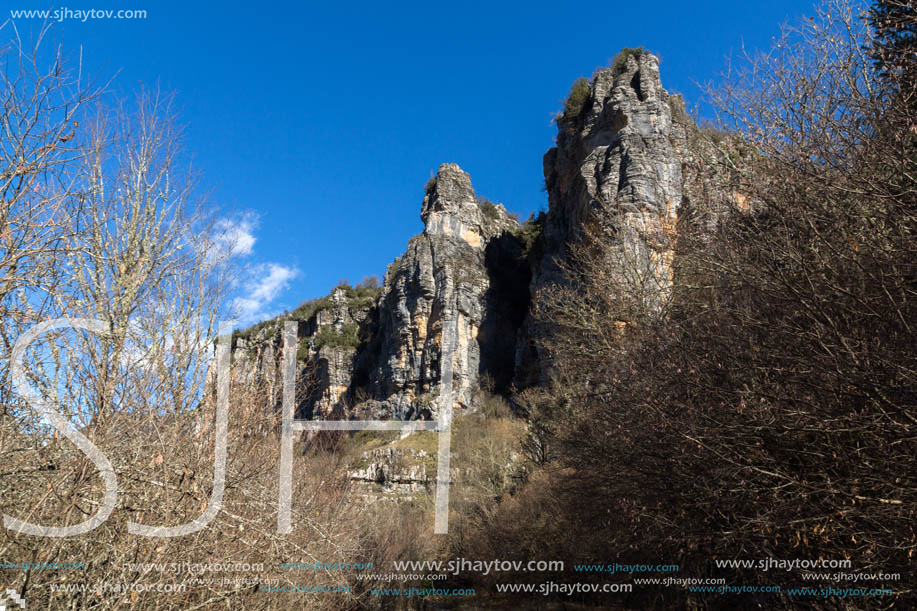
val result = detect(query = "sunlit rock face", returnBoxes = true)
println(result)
[230,163,530,421]
[515,50,706,387]
[229,286,373,421]
[370,163,528,417]
[544,52,688,294]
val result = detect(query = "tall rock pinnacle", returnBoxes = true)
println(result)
[372,163,526,416]
[516,50,696,386]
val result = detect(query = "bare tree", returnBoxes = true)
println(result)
[0,32,441,609]
[0,22,101,419]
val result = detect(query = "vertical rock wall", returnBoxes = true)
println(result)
[371,163,527,417]
[516,50,700,386]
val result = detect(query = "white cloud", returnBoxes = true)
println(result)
[213,215,257,258]
[233,263,299,324]
[205,212,298,328]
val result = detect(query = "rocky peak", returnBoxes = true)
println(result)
[421,163,518,247]
[370,162,528,416]
[231,160,530,423]
[545,49,688,259]
[421,163,477,225]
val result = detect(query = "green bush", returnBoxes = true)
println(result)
[476,197,501,221]
[290,296,331,321]
[237,279,381,360]
[513,211,545,260]
[611,46,644,76]
[296,338,311,361]
[313,323,360,350]
[556,76,591,124]
[232,318,280,347]
[338,278,382,309]
[290,278,381,323]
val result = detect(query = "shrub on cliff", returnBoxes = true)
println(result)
[513,211,545,261]
[610,46,644,75]
[290,295,331,320]
[556,76,591,124]
[313,322,361,350]
[476,196,501,220]
[332,279,381,310]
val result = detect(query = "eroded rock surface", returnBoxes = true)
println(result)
[232,164,529,421]
[370,163,528,417]
[516,50,714,385]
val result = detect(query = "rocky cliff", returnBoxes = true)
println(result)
[231,163,529,421]
[233,50,727,421]
[515,49,730,385]
[366,163,528,418]
[230,284,378,420]
[542,50,687,281]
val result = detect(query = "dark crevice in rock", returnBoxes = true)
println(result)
[480,231,531,394]
[630,70,645,101]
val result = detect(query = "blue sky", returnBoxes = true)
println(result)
[9,0,816,324]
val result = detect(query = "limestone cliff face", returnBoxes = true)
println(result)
[231,164,529,421]
[300,287,374,419]
[516,50,701,385]
[230,285,377,420]
[368,163,528,417]
[348,448,432,494]
[232,50,729,418]
[542,50,689,288]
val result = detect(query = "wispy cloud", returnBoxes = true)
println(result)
[208,212,298,328]
[233,263,299,325]
[213,214,257,258]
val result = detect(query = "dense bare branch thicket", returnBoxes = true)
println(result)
[0,23,102,419]
[451,1,915,608]
[869,0,917,88]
